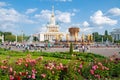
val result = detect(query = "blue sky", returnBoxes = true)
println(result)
[0,0,120,35]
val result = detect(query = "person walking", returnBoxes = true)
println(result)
[82,45,85,53]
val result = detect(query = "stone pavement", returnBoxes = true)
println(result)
[0,44,120,58]
[41,47,120,58]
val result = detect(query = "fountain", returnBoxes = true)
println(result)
[27,35,34,44]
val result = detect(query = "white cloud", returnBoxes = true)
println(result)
[25,8,37,14]
[0,8,35,32]
[0,2,8,7]
[0,8,35,23]
[0,22,18,33]
[35,9,74,23]
[98,26,103,29]
[108,8,120,16]
[34,10,51,22]
[90,10,117,26]
[56,11,73,23]
[36,24,47,33]
[40,26,47,32]
[82,21,89,27]
[0,8,21,23]
[80,27,93,33]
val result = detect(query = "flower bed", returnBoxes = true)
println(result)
[0,48,120,80]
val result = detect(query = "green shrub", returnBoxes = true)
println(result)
[69,43,73,54]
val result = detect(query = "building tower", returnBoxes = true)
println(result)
[38,6,66,42]
[50,6,55,25]
[47,6,59,32]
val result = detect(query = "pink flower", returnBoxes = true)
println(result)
[104,67,109,70]
[109,57,114,61]
[98,62,102,66]
[101,66,105,70]
[32,73,36,79]
[90,69,94,75]
[92,65,98,70]
[59,63,63,69]
[25,63,28,67]
[1,65,8,69]
[26,71,28,75]
[41,73,46,78]
[56,66,61,70]
[19,72,22,76]
[79,64,83,69]
[10,75,14,80]
[32,68,37,74]
[94,74,101,79]
[27,75,31,78]
[9,67,13,72]
[78,69,81,73]
[13,71,16,76]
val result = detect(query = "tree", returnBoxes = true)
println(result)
[0,31,3,36]
[17,36,22,42]
[4,32,12,36]
[92,32,102,42]
[5,35,16,42]
[33,36,39,41]
[69,43,73,54]
[104,30,108,36]
[103,30,112,42]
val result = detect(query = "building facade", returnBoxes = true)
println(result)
[36,6,67,42]
[111,28,120,41]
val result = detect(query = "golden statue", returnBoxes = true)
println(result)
[66,34,69,41]
[81,34,84,41]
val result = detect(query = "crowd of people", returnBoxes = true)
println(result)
[0,41,120,52]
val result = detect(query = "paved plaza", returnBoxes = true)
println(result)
[0,44,120,58]
[0,45,120,58]
[41,47,120,58]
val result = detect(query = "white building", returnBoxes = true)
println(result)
[111,28,120,41]
[35,6,67,42]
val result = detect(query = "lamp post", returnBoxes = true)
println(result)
[21,30,24,43]
[102,36,103,44]
[16,34,17,43]
[112,37,114,44]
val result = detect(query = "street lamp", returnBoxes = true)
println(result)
[102,36,103,44]
[16,34,17,43]
[21,30,24,43]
